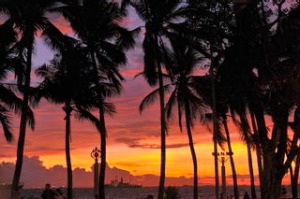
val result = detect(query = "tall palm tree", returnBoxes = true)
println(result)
[0,1,58,198]
[164,35,205,199]
[221,114,240,199]
[186,1,235,198]
[129,2,192,198]
[54,1,135,198]
[36,29,107,198]
[139,34,205,199]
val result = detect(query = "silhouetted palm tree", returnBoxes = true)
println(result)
[0,1,58,198]
[129,1,192,198]
[187,1,235,197]
[54,1,135,198]
[164,35,205,199]
[36,30,104,199]
[140,34,205,199]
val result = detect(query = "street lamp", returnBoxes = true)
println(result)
[212,151,233,199]
[91,147,101,199]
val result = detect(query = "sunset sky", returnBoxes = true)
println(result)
[0,3,294,188]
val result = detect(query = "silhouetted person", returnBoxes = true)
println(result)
[54,188,65,199]
[41,183,55,199]
[243,191,250,199]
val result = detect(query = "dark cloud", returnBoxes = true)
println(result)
[115,137,190,149]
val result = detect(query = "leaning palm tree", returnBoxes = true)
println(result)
[53,1,135,198]
[0,1,58,198]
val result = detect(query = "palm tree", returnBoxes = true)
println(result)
[139,34,205,199]
[164,35,205,199]
[186,1,235,198]
[129,2,192,198]
[220,114,240,199]
[0,1,58,198]
[215,2,300,198]
[53,1,135,198]
[36,29,106,198]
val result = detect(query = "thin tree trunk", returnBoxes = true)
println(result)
[151,34,166,199]
[246,142,256,199]
[290,153,300,198]
[210,48,219,199]
[251,104,269,199]
[63,102,73,199]
[99,105,107,199]
[185,101,198,199]
[250,111,264,199]
[157,62,166,199]
[222,116,239,199]
[89,48,106,199]
[11,35,33,199]
[239,114,257,199]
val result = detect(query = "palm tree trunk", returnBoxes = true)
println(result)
[251,104,269,199]
[157,62,166,199]
[290,153,300,198]
[88,49,106,199]
[250,111,264,198]
[11,34,34,199]
[210,48,219,199]
[246,142,256,199]
[63,102,73,199]
[222,116,239,199]
[99,105,107,199]
[184,101,198,199]
[151,34,166,199]
[239,114,256,199]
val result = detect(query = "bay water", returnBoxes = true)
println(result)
[19,185,268,199]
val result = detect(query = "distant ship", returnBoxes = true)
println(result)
[105,177,142,188]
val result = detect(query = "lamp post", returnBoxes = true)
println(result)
[91,147,101,199]
[213,151,233,199]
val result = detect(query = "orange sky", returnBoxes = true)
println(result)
[0,4,295,187]
[0,76,260,185]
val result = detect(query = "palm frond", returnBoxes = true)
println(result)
[139,84,172,113]
[25,105,35,130]
[116,26,139,50]
[216,117,226,150]
[102,102,117,117]
[74,108,102,133]
[0,106,13,142]
[0,84,24,112]
[165,90,178,119]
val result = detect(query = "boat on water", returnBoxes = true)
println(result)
[105,177,142,188]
